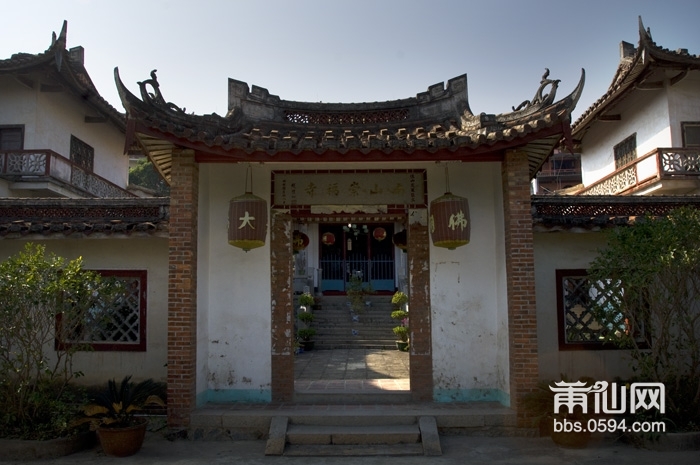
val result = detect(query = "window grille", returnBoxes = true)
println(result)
[70,135,94,172]
[0,126,24,150]
[556,269,643,350]
[58,270,147,352]
[614,134,637,169]
[682,122,700,147]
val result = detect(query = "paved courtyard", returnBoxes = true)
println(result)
[294,348,410,392]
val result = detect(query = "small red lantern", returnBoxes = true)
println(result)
[293,231,309,253]
[321,232,335,246]
[430,192,470,250]
[373,227,387,242]
[228,192,268,251]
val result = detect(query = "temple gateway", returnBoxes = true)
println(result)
[114,65,585,428]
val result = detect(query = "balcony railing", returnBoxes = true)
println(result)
[578,147,700,195]
[0,150,133,198]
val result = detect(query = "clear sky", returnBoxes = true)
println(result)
[1,0,698,122]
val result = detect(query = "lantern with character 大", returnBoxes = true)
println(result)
[228,167,268,252]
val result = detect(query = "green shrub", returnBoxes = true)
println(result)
[0,244,122,439]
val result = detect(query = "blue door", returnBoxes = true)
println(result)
[319,223,395,293]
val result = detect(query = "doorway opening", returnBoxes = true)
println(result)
[319,223,395,294]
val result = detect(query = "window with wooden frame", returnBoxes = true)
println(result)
[613,134,637,169]
[0,125,24,150]
[57,270,147,352]
[682,122,700,147]
[70,135,94,172]
[556,269,647,350]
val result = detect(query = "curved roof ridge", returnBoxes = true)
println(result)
[0,20,126,133]
[115,66,583,181]
[572,16,700,138]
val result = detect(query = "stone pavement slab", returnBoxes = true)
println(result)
[2,432,698,465]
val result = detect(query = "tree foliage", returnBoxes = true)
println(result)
[129,157,170,196]
[0,244,122,438]
[588,207,700,430]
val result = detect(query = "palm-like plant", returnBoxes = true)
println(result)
[82,376,164,429]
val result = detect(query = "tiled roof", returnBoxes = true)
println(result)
[0,21,126,133]
[3,195,698,238]
[116,66,585,182]
[572,17,700,140]
[0,198,169,239]
[532,195,700,232]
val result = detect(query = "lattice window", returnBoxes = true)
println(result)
[0,125,24,150]
[70,135,94,172]
[556,269,630,350]
[682,122,700,147]
[614,134,636,169]
[58,270,147,352]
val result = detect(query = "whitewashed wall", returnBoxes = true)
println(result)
[534,231,635,382]
[0,76,128,190]
[198,163,273,404]
[427,162,509,404]
[197,161,510,404]
[669,72,700,144]
[0,237,169,385]
[580,88,671,187]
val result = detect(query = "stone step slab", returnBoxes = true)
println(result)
[286,424,420,445]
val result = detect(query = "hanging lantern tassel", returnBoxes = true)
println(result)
[430,192,470,249]
[228,166,268,252]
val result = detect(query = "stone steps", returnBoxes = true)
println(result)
[190,402,523,446]
[300,295,400,350]
[264,415,441,456]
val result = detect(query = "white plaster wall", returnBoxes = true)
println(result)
[199,163,273,402]
[196,168,212,404]
[669,71,700,144]
[428,162,509,402]
[534,232,635,382]
[0,76,128,189]
[0,237,168,385]
[198,161,509,402]
[580,88,671,187]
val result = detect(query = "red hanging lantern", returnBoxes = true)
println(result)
[321,232,336,246]
[228,166,267,252]
[293,231,309,253]
[373,227,387,242]
[429,166,470,250]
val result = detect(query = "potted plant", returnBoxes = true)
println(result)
[391,291,408,309]
[391,305,409,351]
[297,310,314,326]
[80,376,164,457]
[522,377,595,448]
[298,292,314,309]
[297,328,317,351]
[346,275,374,313]
[392,326,409,351]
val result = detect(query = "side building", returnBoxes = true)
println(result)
[0,22,169,386]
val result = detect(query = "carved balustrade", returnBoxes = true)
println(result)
[580,147,700,195]
[0,150,132,198]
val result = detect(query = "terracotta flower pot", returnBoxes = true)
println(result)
[97,419,148,457]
